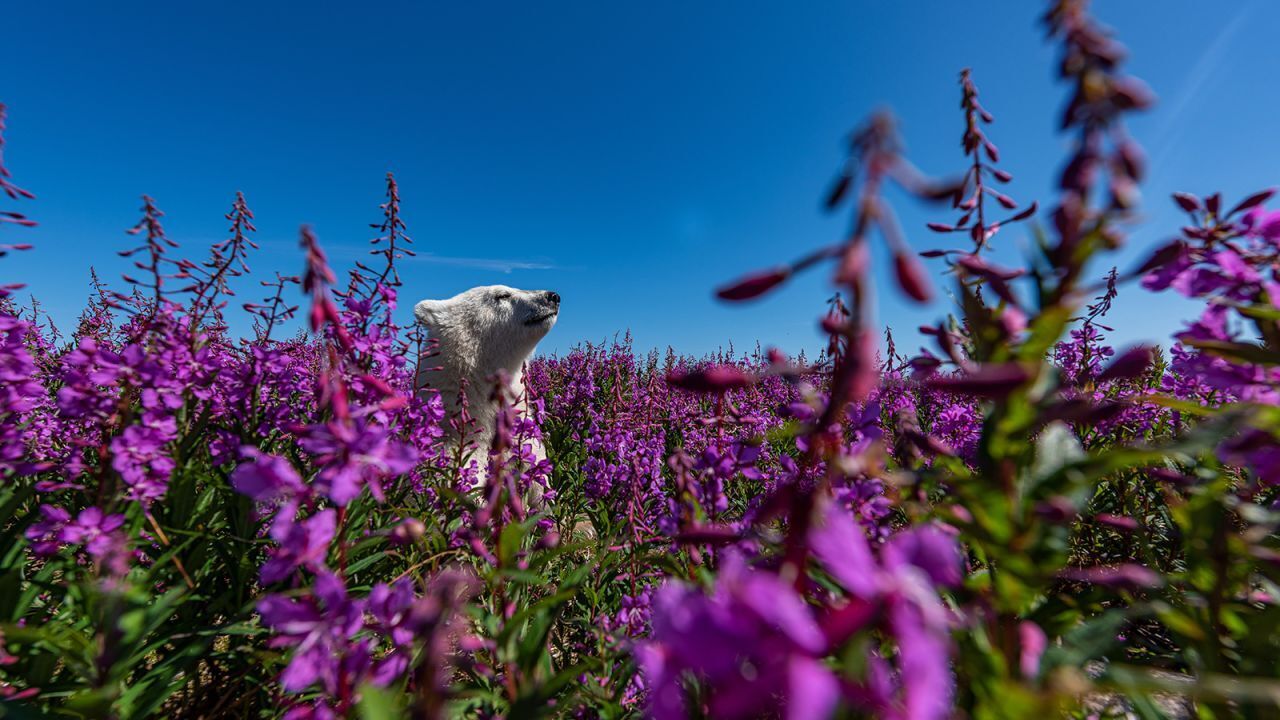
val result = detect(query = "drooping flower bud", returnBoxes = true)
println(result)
[925,363,1031,398]
[1060,563,1162,589]
[666,365,756,393]
[893,250,933,303]
[715,268,790,301]
[1097,345,1154,382]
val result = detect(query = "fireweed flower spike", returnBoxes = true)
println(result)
[1042,0,1153,296]
[117,195,180,311]
[0,103,36,240]
[926,69,1037,252]
[185,192,258,333]
[365,173,415,299]
[300,225,354,353]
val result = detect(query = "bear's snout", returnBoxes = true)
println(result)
[543,291,560,306]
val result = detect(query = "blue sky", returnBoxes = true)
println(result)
[3,1,1278,358]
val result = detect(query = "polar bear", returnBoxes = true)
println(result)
[413,284,559,462]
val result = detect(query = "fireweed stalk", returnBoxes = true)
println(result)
[662,113,966,719]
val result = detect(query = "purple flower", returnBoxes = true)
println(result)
[109,419,177,504]
[1019,621,1047,679]
[365,579,418,684]
[1060,563,1163,589]
[1212,249,1260,285]
[809,506,958,720]
[0,316,44,476]
[808,503,880,598]
[601,589,654,640]
[886,599,952,720]
[25,505,129,572]
[232,448,307,502]
[231,448,312,537]
[366,579,419,647]
[60,507,127,559]
[257,572,368,696]
[299,419,418,505]
[282,701,337,720]
[1220,428,1280,487]
[1241,206,1280,242]
[881,524,964,589]
[639,553,838,720]
[25,504,72,556]
[260,509,336,584]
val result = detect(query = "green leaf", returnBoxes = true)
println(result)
[1042,610,1128,671]
[1182,337,1280,366]
[509,659,601,718]
[358,682,407,720]
[498,518,540,568]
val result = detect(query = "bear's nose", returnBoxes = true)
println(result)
[544,291,560,305]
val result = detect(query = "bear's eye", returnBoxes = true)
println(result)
[492,292,511,303]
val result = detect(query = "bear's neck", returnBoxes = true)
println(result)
[415,344,530,445]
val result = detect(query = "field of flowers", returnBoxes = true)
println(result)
[5,1,1280,718]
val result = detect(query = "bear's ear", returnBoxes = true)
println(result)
[414,299,447,327]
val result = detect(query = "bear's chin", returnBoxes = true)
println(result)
[524,312,557,327]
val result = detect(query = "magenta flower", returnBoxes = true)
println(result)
[880,525,964,589]
[1097,345,1155,383]
[257,572,368,695]
[365,579,418,684]
[0,316,43,476]
[715,267,791,301]
[282,701,337,720]
[25,504,72,556]
[110,419,178,504]
[232,448,308,502]
[809,506,959,720]
[1059,563,1163,589]
[1220,428,1280,487]
[60,507,127,559]
[1019,621,1048,679]
[638,553,839,720]
[1241,205,1280,242]
[25,505,128,569]
[893,249,933,303]
[231,448,313,537]
[665,364,757,393]
[299,419,417,505]
[367,579,417,648]
[925,363,1031,398]
[260,509,336,584]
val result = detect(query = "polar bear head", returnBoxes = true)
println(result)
[413,285,560,385]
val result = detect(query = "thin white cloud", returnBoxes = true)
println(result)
[404,253,557,273]
[260,240,560,274]
[1150,2,1257,175]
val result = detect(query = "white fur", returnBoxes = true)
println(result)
[413,284,559,454]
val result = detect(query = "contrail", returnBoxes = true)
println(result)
[1149,1,1258,176]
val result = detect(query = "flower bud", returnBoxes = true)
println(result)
[893,250,933,303]
[715,268,790,301]
[666,365,756,393]
[1097,345,1154,382]
[926,363,1031,398]
[391,518,426,545]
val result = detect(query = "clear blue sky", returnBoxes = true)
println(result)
[3,1,1277,357]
